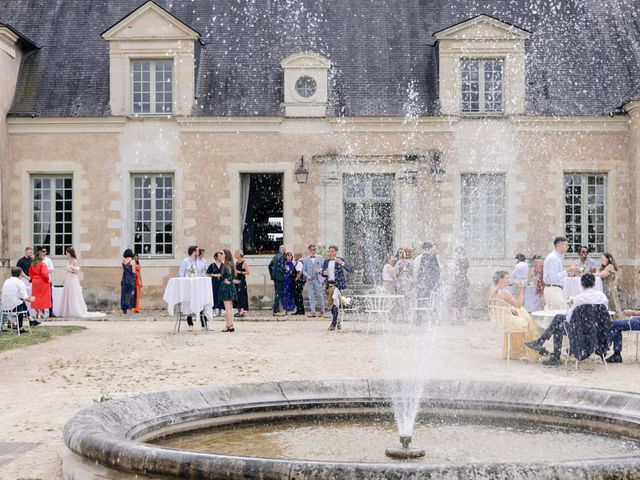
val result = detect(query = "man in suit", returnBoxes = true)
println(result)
[268,245,286,316]
[302,244,325,317]
[322,245,353,330]
[525,273,608,365]
[606,268,640,363]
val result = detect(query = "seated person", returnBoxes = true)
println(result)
[1,267,37,333]
[526,273,607,365]
[606,268,640,363]
[489,271,543,361]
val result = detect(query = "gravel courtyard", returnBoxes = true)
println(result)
[1,312,639,480]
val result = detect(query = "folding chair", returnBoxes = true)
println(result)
[487,297,529,364]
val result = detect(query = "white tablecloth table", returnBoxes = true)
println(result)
[163,277,213,323]
[530,309,567,329]
[562,277,603,301]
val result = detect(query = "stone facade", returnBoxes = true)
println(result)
[1,3,639,309]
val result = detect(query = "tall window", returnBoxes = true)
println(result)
[343,174,394,285]
[461,59,503,114]
[461,174,505,258]
[131,59,173,114]
[32,176,73,256]
[241,173,283,255]
[132,174,174,255]
[564,173,607,254]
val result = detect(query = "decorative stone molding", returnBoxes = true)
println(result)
[434,14,531,116]
[101,1,200,116]
[280,52,330,117]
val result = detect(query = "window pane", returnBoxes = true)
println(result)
[132,173,174,256]
[564,173,607,253]
[461,174,505,258]
[32,176,72,254]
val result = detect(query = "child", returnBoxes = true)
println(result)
[326,283,351,331]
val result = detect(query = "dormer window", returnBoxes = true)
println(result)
[102,1,200,117]
[281,52,330,117]
[132,59,173,114]
[433,15,530,116]
[461,58,503,114]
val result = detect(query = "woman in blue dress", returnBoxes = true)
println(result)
[206,252,224,315]
[120,249,137,314]
[282,252,296,313]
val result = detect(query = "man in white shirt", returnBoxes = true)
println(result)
[543,236,578,310]
[526,273,608,365]
[178,245,200,328]
[1,268,36,333]
[178,246,199,278]
[40,247,56,317]
[574,245,598,274]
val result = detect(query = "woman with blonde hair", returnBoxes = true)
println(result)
[219,249,238,331]
[489,271,543,361]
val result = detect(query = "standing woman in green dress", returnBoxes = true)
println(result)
[219,249,238,332]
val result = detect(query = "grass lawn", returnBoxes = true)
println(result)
[0,325,86,352]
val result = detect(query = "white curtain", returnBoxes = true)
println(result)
[240,174,251,229]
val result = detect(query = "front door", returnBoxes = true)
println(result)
[343,174,394,286]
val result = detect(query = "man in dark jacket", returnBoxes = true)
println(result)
[526,273,608,365]
[268,245,286,316]
[322,245,353,331]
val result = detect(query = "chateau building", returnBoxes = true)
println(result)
[0,0,639,307]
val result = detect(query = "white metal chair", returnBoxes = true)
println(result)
[363,295,395,334]
[414,290,438,330]
[0,302,31,336]
[487,297,529,364]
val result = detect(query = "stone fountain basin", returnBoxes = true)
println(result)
[63,379,640,479]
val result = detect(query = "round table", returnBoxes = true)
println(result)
[530,309,567,329]
[163,277,214,331]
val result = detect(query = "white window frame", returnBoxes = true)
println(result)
[31,175,73,258]
[131,173,174,257]
[461,173,506,259]
[131,59,174,115]
[564,173,607,255]
[460,58,504,115]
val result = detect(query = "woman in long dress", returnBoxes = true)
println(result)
[133,254,142,313]
[489,271,543,361]
[120,249,137,314]
[59,247,105,318]
[206,252,224,315]
[282,252,296,313]
[29,250,51,319]
[219,249,238,332]
[233,250,250,317]
[594,253,623,318]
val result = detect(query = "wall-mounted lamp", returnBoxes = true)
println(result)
[295,155,309,184]
[431,151,445,182]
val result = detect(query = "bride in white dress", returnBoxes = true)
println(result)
[59,247,106,318]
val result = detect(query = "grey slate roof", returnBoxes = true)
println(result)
[1,0,639,117]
